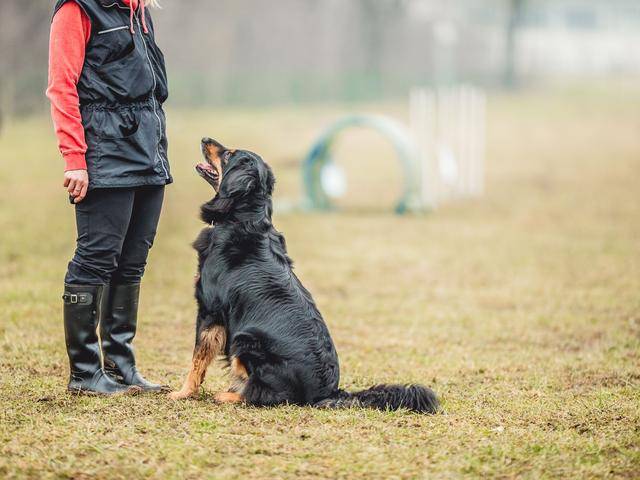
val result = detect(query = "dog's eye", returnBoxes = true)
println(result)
[223,151,232,163]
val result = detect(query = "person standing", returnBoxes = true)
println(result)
[47,0,170,395]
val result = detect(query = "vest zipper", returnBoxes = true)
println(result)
[135,13,169,180]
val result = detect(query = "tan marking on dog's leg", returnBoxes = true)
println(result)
[214,391,244,404]
[230,356,248,381]
[219,356,248,400]
[169,326,226,400]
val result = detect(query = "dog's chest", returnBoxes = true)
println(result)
[193,227,216,265]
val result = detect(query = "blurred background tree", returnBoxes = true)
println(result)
[504,0,526,88]
[0,1,51,123]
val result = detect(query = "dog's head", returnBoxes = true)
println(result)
[197,137,275,223]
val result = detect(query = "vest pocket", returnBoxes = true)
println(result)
[94,108,140,140]
[93,109,159,178]
[93,28,135,66]
[95,48,153,102]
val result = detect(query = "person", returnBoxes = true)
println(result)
[46,0,171,395]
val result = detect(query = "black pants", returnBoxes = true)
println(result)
[65,186,164,285]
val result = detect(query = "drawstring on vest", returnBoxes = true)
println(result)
[140,1,148,34]
[129,0,148,35]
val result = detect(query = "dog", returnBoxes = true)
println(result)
[169,138,439,413]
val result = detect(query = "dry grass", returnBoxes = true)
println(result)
[1,83,639,479]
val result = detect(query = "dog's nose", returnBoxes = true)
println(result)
[202,137,224,148]
[202,137,225,150]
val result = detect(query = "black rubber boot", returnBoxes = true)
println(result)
[101,283,166,392]
[63,285,140,396]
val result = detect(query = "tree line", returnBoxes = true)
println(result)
[0,0,525,122]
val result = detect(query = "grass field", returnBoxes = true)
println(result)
[1,84,639,479]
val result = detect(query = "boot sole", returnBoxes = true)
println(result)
[138,384,172,394]
[67,385,142,396]
[103,370,170,394]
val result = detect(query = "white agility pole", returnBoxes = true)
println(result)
[409,85,486,209]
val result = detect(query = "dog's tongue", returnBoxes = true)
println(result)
[197,162,214,172]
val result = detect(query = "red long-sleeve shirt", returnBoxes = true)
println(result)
[46,0,139,172]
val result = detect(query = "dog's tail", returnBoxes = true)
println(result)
[315,384,439,414]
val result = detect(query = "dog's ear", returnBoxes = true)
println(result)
[219,168,257,202]
[200,168,256,222]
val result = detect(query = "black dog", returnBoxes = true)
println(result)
[169,138,439,413]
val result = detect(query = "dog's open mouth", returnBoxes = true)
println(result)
[195,161,220,191]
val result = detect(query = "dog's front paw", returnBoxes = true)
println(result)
[214,391,243,404]
[168,389,194,401]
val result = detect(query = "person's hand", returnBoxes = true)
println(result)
[64,169,89,204]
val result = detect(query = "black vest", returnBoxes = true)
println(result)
[54,0,172,188]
